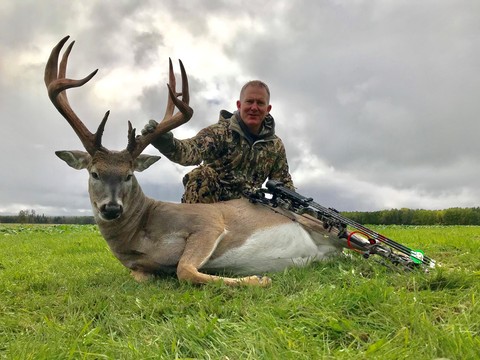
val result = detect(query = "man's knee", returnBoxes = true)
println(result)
[182,166,221,204]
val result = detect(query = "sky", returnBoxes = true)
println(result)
[1,0,480,216]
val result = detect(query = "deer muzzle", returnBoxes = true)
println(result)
[99,202,123,220]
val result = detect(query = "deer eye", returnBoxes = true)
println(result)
[91,172,99,180]
[125,174,133,182]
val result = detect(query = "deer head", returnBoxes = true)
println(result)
[46,36,193,220]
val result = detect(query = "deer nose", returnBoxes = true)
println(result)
[100,202,123,220]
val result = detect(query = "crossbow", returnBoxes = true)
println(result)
[247,180,436,271]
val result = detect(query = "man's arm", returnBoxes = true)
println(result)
[142,120,217,166]
[269,138,295,189]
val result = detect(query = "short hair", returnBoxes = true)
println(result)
[239,80,270,103]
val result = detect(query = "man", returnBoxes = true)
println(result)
[143,80,294,203]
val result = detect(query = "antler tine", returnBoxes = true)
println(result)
[178,59,190,105]
[162,58,176,120]
[45,35,108,155]
[162,59,189,116]
[129,59,193,158]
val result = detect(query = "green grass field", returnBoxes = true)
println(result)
[0,224,479,359]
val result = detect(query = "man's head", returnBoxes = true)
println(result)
[236,80,272,135]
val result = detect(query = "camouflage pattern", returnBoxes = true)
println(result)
[153,110,294,203]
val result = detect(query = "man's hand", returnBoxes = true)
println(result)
[141,119,159,135]
[141,119,175,152]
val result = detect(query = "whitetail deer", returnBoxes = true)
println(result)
[46,36,353,287]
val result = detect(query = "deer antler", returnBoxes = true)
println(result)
[46,36,193,158]
[45,35,109,155]
[127,58,193,158]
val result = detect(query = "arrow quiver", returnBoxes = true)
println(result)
[247,180,436,271]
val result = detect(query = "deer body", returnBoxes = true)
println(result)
[100,198,341,276]
[57,150,343,286]
[47,36,344,287]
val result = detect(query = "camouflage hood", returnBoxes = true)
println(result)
[219,110,276,145]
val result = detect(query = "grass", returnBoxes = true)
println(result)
[0,224,479,359]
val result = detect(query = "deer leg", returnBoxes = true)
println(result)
[176,229,271,287]
[177,263,271,287]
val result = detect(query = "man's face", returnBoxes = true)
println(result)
[236,85,272,135]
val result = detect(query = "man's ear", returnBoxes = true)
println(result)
[55,150,91,170]
[134,154,161,172]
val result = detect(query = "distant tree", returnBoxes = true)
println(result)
[27,209,36,223]
[18,210,27,224]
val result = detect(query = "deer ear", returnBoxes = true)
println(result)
[55,150,91,170]
[134,155,161,172]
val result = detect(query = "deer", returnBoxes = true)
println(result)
[46,36,355,287]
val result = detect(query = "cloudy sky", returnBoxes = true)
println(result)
[1,0,479,216]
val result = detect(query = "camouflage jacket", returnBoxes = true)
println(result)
[157,110,294,200]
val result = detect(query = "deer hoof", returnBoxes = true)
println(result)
[242,275,271,287]
[257,275,272,287]
[131,270,153,283]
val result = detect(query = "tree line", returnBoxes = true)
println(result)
[1,207,480,226]
[342,207,480,225]
[0,209,94,225]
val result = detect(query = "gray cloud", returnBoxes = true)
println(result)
[1,0,479,216]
